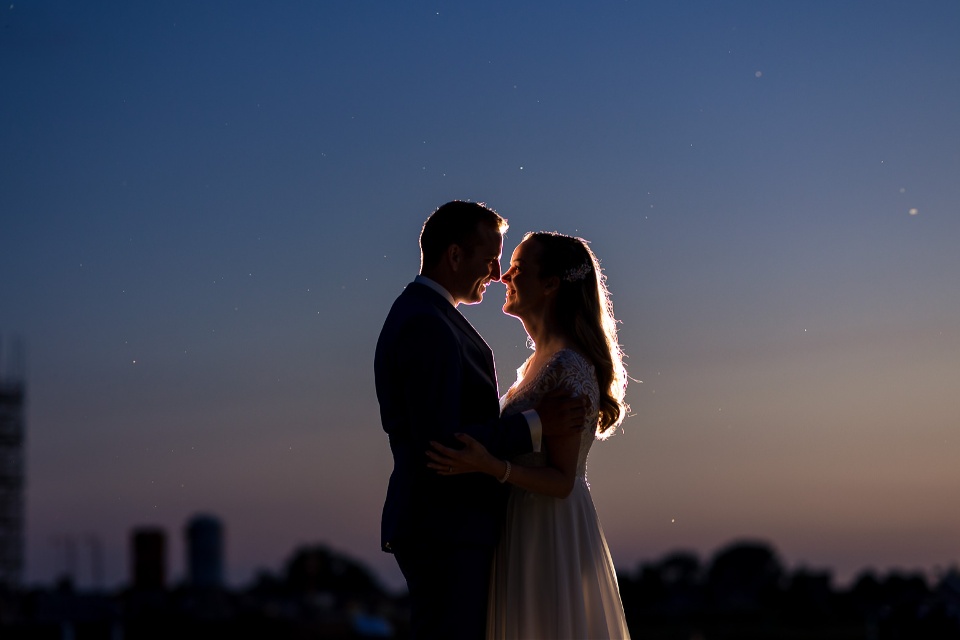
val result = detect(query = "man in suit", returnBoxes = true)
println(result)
[375,201,585,638]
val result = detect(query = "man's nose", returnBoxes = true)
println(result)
[491,262,502,282]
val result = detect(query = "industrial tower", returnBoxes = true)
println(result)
[0,337,25,588]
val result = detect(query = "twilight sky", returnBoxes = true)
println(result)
[2,1,958,592]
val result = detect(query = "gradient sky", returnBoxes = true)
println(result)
[2,1,958,592]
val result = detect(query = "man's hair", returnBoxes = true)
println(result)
[420,201,508,269]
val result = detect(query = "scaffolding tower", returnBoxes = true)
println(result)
[0,337,25,588]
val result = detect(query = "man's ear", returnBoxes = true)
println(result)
[446,244,463,272]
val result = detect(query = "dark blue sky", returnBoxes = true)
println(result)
[2,1,958,591]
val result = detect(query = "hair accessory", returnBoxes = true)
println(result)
[563,262,592,282]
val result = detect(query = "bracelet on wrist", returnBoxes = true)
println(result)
[498,460,512,483]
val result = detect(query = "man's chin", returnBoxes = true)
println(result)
[466,287,488,304]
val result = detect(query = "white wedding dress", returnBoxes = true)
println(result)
[487,349,631,639]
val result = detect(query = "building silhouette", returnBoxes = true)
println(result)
[0,336,26,589]
[185,513,224,588]
[130,527,166,590]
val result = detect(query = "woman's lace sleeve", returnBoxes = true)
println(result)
[541,350,600,404]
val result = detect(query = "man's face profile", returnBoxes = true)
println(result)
[454,224,503,305]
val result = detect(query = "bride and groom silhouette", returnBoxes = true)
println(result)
[375,201,631,639]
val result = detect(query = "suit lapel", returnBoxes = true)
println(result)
[407,282,497,379]
[444,304,496,374]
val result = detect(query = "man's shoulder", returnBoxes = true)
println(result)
[388,282,448,318]
[381,284,456,336]
[377,286,462,368]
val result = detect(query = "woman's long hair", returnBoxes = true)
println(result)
[526,231,628,436]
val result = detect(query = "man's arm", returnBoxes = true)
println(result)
[428,431,582,498]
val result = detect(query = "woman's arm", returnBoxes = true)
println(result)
[427,430,581,499]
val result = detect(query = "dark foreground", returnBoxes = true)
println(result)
[3,541,959,639]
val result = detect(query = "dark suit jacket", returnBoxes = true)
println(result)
[375,282,533,552]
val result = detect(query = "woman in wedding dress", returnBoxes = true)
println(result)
[428,231,631,639]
